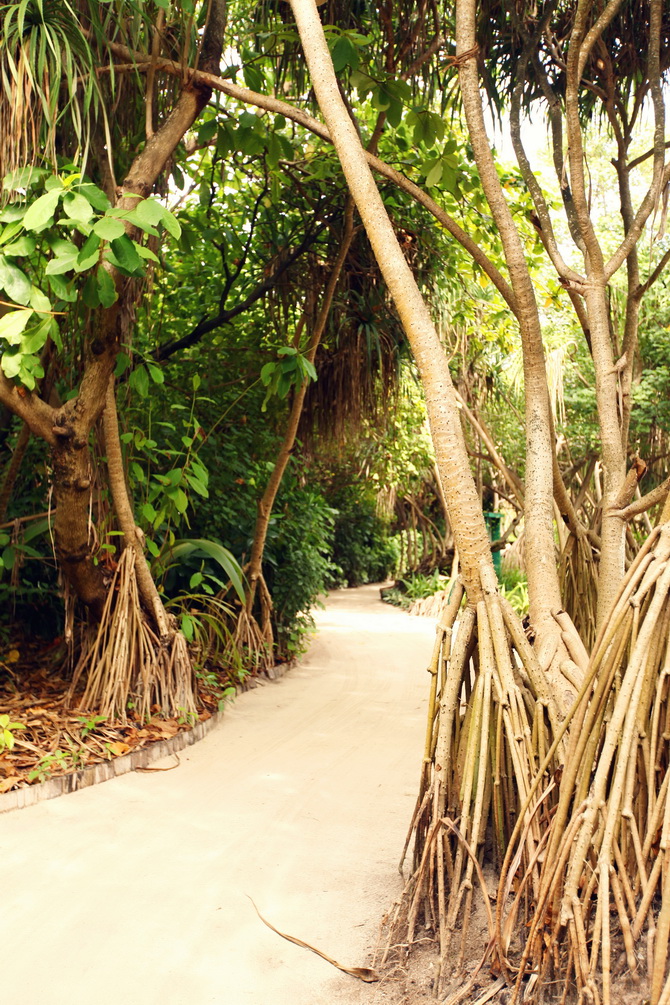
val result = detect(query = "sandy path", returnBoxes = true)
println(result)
[1,585,435,1005]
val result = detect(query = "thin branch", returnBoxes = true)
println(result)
[100,41,518,316]
[154,223,325,361]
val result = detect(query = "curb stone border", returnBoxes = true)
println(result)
[0,662,289,815]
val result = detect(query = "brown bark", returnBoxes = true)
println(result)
[103,381,169,636]
[455,0,563,643]
[289,0,494,600]
[0,2,228,615]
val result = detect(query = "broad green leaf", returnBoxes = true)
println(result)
[3,236,36,257]
[48,273,77,302]
[260,361,275,385]
[23,189,62,231]
[63,192,93,224]
[135,244,159,263]
[425,160,443,188]
[0,256,31,305]
[45,240,79,275]
[147,362,164,384]
[170,538,246,603]
[170,487,189,514]
[76,183,111,212]
[129,364,149,398]
[81,274,100,308]
[141,502,157,522]
[93,217,126,241]
[0,350,22,379]
[96,268,117,308]
[159,205,181,240]
[77,232,101,271]
[0,309,33,345]
[109,235,143,275]
[331,35,358,73]
[29,287,51,313]
[21,317,51,354]
[185,473,209,498]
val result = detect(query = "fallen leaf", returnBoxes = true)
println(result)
[0,776,21,792]
[6,650,20,664]
[107,741,130,756]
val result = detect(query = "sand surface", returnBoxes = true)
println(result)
[2,585,436,1005]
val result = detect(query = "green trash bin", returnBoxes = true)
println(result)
[484,511,504,578]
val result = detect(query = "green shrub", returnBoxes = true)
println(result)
[328,488,399,587]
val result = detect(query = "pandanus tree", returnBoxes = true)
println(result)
[284,0,670,1001]
[0,0,229,717]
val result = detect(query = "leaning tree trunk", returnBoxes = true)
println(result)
[289,0,569,991]
[455,0,566,661]
[240,198,355,661]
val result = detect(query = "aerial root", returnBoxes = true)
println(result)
[510,524,670,1004]
[380,562,562,997]
[69,548,196,722]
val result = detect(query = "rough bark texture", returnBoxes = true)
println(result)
[455,0,563,643]
[288,0,493,600]
[0,1,227,615]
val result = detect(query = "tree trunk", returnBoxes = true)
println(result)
[455,0,563,646]
[288,0,494,601]
[245,199,355,632]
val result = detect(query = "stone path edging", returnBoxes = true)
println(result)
[0,663,290,815]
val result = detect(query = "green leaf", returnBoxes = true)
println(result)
[3,236,36,257]
[21,317,50,354]
[0,350,22,379]
[130,461,145,484]
[141,502,157,522]
[81,274,100,308]
[109,235,144,275]
[45,240,79,275]
[185,473,209,498]
[135,244,159,263]
[170,487,189,514]
[96,268,117,308]
[170,538,246,604]
[147,362,164,384]
[197,119,217,145]
[93,217,126,241]
[23,188,62,231]
[159,205,181,240]
[77,232,101,270]
[48,273,77,302]
[331,35,358,73]
[180,612,194,641]
[29,287,51,314]
[425,160,443,188]
[62,191,94,225]
[146,538,160,558]
[260,361,275,385]
[0,256,31,305]
[302,358,318,381]
[0,309,33,345]
[129,364,149,398]
[76,183,111,212]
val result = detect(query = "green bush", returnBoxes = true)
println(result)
[328,488,399,587]
[263,484,338,658]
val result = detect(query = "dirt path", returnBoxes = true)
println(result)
[1,585,436,1005]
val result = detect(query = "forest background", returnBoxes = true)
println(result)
[1,1,670,1002]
